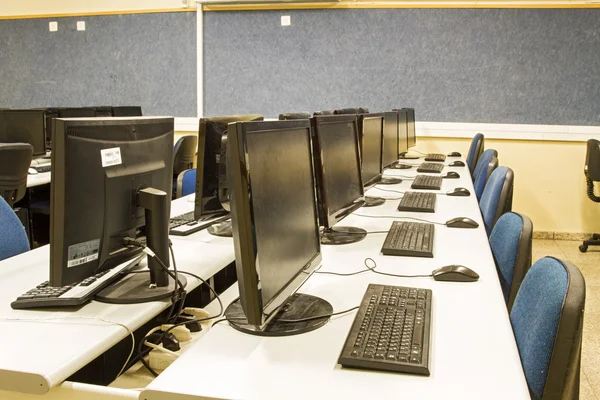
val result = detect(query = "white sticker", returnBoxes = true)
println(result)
[101,147,122,167]
[67,239,100,268]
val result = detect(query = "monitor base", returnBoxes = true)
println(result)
[321,226,367,245]
[379,177,402,185]
[389,162,412,170]
[363,196,385,207]
[208,220,233,237]
[225,293,332,337]
[95,271,187,304]
[399,154,420,160]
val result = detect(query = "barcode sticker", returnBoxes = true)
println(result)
[67,239,100,268]
[100,147,122,167]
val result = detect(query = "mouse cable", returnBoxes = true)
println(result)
[315,257,433,279]
[383,175,415,180]
[324,229,390,235]
[0,315,135,380]
[374,187,405,194]
[353,214,447,226]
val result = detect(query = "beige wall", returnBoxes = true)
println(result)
[417,137,599,235]
[0,1,189,17]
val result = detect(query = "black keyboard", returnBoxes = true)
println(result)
[381,221,434,257]
[416,163,444,173]
[411,175,443,190]
[11,256,143,310]
[169,211,195,229]
[424,153,446,162]
[169,212,231,236]
[33,164,51,173]
[338,283,432,376]
[397,192,436,213]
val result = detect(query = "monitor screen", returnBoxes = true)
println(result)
[405,108,416,148]
[312,115,364,228]
[382,112,399,168]
[228,120,321,327]
[397,109,409,155]
[50,117,174,286]
[0,110,47,156]
[360,115,383,187]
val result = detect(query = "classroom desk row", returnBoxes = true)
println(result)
[0,158,530,400]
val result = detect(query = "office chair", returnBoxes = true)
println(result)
[279,112,310,120]
[0,143,33,208]
[510,257,585,400]
[173,135,198,177]
[466,133,484,176]
[473,149,499,201]
[176,169,197,198]
[489,212,533,311]
[580,139,600,252]
[479,166,514,236]
[0,196,30,261]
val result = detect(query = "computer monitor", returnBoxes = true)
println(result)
[194,114,263,236]
[0,110,47,156]
[224,119,329,336]
[112,106,143,117]
[58,108,97,118]
[404,108,416,148]
[311,115,366,245]
[50,116,185,303]
[314,110,334,116]
[93,106,113,117]
[397,109,409,156]
[382,112,399,169]
[279,112,310,120]
[334,107,370,114]
[359,114,384,188]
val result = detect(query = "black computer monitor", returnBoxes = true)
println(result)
[112,106,143,117]
[224,119,328,336]
[404,108,416,148]
[382,112,399,169]
[359,114,384,188]
[311,115,366,245]
[194,114,263,235]
[93,106,113,117]
[397,109,409,155]
[50,116,185,303]
[58,108,97,118]
[0,110,47,156]
[279,112,310,120]
[334,107,370,114]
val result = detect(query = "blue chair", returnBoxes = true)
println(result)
[510,257,585,400]
[172,135,198,198]
[473,149,498,200]
[466,133,484,175]
[0,196,30,261]
[489,212,533,310]
[176,169,197,198]
[479,166,514,236]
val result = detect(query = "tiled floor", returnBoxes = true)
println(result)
[532,239,600,400]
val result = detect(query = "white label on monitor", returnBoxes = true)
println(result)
[100,147,122,167]
[67,239,100,268]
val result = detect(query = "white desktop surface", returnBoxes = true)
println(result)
[141,163,531,400]
[0,195,233,395]
[26,172,51,187]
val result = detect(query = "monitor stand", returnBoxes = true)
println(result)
[208,220,232,237]
[225,292,332,337]
[96,187,187,304]
[379,177,402,185]
[399,154,420,160]
[321,226,367,245]
[363,196,385,207]
[389,162,412,170]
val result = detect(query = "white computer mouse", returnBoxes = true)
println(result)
[28,168,38,175]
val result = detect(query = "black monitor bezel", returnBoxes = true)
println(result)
[382,112,399,169]
[0,109,47,156]
[396,109,409,156]
[359,113,384,189]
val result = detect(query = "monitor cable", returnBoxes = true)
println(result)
[352,214,447,226]
[315,257,433,279]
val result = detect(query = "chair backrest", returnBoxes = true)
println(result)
[176,169,197,198]
[173,135,198,176]
[0,143,33,207]
[510,257,585,400]
[0,196,30,261]
[489,212,533,311]
[466,133,484,174]
[473,149,499,200]
[479,166,514,235]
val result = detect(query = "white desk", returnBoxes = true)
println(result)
[141,161,530,400]
[26,172,51,188]
[0,194,234,398]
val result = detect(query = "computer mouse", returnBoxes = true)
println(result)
[447,151,462,157]
[446,187,471,197]
[448,160,465,167]
[28,168,38,175]
[443,171,460,179]
[445,217,479,228]
[432,265,479,282]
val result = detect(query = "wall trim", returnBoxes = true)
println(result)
[201,1,600,11]
[417,121,600,142]
[175,117,200,132]
[0,8,196,21]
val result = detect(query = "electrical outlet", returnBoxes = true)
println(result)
[77,21,86,31]
[49,21,58,32]
[281,16,291,26]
